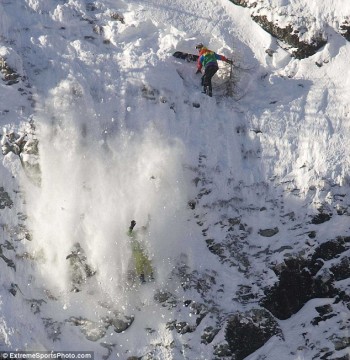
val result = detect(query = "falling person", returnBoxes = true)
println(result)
[127,220,154,284]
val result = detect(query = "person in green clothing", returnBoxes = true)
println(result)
[127,220,154,284]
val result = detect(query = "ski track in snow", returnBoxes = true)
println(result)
[0,0,350,358]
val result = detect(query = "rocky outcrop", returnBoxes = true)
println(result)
[261,237,350,320]
[261,257,335,319]
[223,309,283,360]
[252,15,327,59]
[229,1,328,59]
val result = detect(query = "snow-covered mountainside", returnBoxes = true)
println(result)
[0,0,349,359]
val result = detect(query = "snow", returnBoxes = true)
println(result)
[0,0,349,359]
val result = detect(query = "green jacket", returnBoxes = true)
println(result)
[127,229,144,253]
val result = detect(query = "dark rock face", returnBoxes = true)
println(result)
[261,257,336,320]
[311,237,349,263]
[262,237,350,320]
[224,309,282,360]
[311,212,332,224]
[330,256,350,281]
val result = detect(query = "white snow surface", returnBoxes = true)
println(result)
[0,0,349,359]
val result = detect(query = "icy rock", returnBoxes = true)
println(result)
[26,298,47,314]
[175,321,195,334]
[228,0,251,7]
[110,12,125,24]
[0,246,15,270]
[332,336,350,351]
[311,304,336,325]
[42,317,62,342]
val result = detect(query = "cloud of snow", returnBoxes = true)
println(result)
[24,77,191,303]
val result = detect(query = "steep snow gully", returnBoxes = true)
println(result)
[0,0,350,359]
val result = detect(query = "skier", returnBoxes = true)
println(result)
[195,43,232,97]
[127,220,154,284]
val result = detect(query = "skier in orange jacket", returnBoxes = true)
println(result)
[195,43,232,97]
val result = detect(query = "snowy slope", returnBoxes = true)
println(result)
[0,0,349,359]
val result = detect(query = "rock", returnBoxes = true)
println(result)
[201,326,220,344]
[261,258,336,319]
[258,227,279,237]
[68,317,107,341]
[340,20,350,41]
[103,312,134,333]
[330,256,350,281]
[42,317,62,342]
[308,230,316,238]
[188,200,196,209]
[224,308,282,360]
[311,212,332,224]
[311,237,349,263]
[235,285,258,304]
